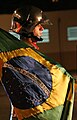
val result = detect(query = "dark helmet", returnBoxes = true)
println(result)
[10,5,52,41]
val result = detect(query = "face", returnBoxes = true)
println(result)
[33,24,44,38]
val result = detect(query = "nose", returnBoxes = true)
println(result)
[39,24,44,31]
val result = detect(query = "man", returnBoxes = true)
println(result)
[0,5,75,120]
[9,5,51,50]
[9,5,51,120]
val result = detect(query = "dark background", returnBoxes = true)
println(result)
[0,0,77,14]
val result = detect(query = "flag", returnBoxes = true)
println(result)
[0,28,75,120]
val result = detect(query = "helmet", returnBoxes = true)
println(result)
[10,5,52,41]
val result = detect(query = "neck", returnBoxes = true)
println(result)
[22,38,39,50]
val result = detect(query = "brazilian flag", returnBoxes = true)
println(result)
[0,28,75,120]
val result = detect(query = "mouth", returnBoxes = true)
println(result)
[40,30,43,35]
[40,32,43,36]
